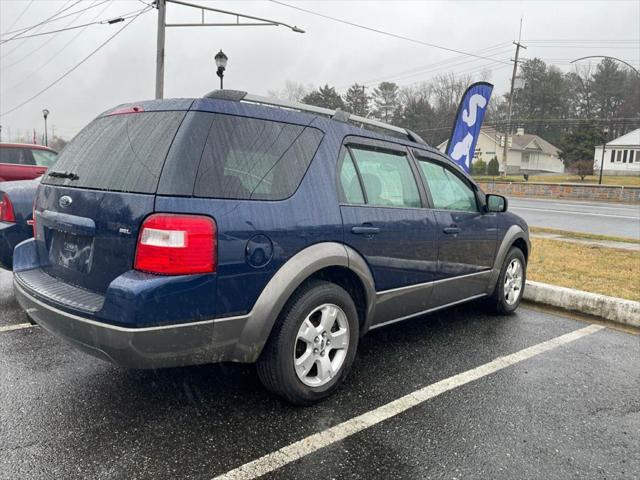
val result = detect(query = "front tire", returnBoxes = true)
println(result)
[257,280,359,405]
[488,247,526,315]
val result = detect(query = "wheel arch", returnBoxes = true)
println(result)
[487,225,530,296]
[512,237,529,261]
[232,242,376,363]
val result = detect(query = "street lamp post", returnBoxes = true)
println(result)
[215,50,228,90]
[42,109,50,147]
[598,127,609,185]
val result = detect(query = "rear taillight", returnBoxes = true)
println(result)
[0,193,15,223]
[134,214,216,275]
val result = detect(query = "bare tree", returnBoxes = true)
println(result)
[268,80,313,102]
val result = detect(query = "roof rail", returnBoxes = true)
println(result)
[204,90,427,145]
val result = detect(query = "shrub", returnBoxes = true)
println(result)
[487,156,500,176]
[471,159,487,175]
[570,160,594,180]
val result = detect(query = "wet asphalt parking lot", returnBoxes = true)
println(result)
[1,268,638,480]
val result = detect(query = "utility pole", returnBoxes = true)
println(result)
[155,0,166,99]
[154,0,304,99]
[501,20,526,177]
[598,127,609,185]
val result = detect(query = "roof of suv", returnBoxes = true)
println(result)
[100,91,444,159]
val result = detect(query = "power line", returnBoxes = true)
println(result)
[419,118,640,133]
[0,8,141,45]
[524,39,639,43]
[367,51,512,87]
[2,1,114,94]
[0,0,74,59]
[341,42,513,88]
[0,0,83,41]
[268,0,512,65]
[1,0,110,37]
[0,6,152,117]
[1,1,105,68]
[526,45,639,49]
[1,3,144,44]
[4,0,35,32]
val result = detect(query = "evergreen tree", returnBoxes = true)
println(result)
[372,81,399,122]
[558,122,605,168]
[301,84,344,110]
[591,58,629,137]
[344,83,369,116]
[487,157,500,176]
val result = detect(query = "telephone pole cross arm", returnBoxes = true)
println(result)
[154,0,305,99]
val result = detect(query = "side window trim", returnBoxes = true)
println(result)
[345,146,369,204]
[336,145,367,204]
[413,152,480,213]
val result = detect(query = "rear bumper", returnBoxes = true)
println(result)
[14,280,251,369]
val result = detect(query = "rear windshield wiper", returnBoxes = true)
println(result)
[47,170,79,180]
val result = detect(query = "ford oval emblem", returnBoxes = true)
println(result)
[59,195,73,208]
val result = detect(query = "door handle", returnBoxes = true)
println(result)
[351,226,380,235]
[443,226,461,235]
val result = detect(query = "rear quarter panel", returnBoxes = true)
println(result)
[155,123,345,318]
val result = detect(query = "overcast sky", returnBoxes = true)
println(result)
[1,0,638,141]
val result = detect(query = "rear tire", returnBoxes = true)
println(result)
[487,247,526,315]
[257,280,359,405]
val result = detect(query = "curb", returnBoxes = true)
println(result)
[524,280,640,328]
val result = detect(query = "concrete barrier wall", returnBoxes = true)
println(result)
[478,181,640,203]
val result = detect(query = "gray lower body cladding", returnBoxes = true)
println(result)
[14,280,250,369]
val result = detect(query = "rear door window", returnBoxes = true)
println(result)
[42,111,186,193]
[0,148,35,165]
[347,147,421,208]
[193,115,323,200]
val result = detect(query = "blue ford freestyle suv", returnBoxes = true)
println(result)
[13,91,529,404]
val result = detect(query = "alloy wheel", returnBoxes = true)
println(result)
[293,303,350,387]
[504,258,523,306]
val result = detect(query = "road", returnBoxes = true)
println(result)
[1,269,638,480]
[508,197,640,239]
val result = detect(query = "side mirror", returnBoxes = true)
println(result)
[486,194,508,213]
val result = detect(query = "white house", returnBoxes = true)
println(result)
[438,126,564,174]
[593,128,640,176]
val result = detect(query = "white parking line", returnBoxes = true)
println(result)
[0,323,36,333]
[213,324,605,480]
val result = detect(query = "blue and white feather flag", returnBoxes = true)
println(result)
[445,82,493,173]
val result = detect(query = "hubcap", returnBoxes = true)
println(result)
[504,258,523,306]
[293,303,349,387]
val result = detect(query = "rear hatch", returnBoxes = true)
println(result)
[35,108,187,293]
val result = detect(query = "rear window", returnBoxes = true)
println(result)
[192,114,323,200]
[0,147,35,165]
[42,111,185,193]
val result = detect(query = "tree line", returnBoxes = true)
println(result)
[270,57,640,170]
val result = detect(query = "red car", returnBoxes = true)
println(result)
[0,143,58,182]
